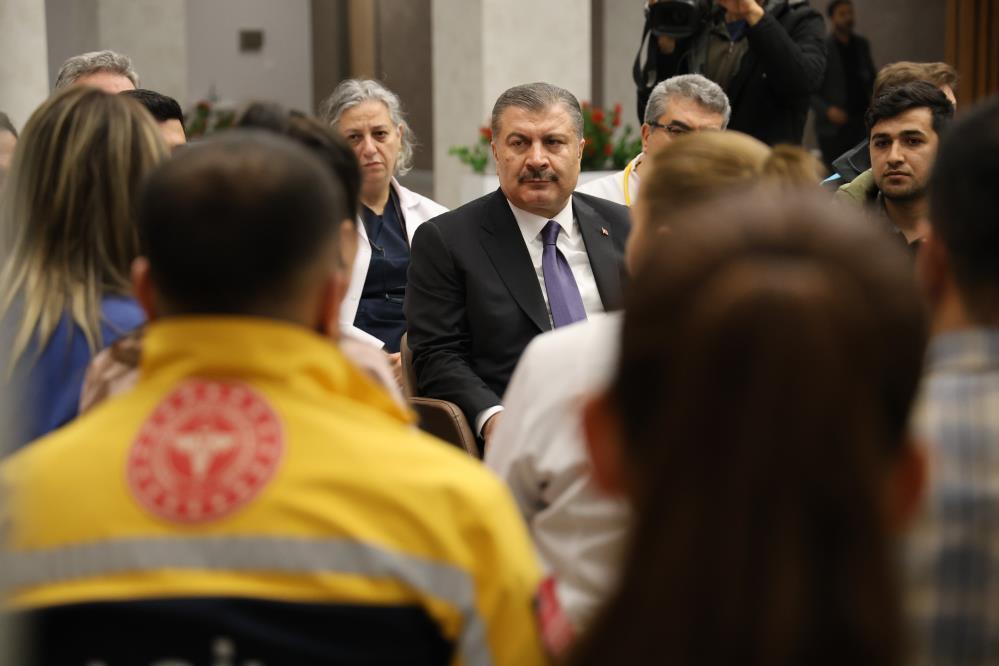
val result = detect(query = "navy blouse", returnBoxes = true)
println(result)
[354,189,410,353]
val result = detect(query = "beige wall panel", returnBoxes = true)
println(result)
[97,0,187,103]
[1,0,50,129]
[186,0,313,111]
[433,0,591,207]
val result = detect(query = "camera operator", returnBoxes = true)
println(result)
[635,0,826,146]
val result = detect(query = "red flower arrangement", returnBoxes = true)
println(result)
[449,125,493,173]
[580,102,641,171]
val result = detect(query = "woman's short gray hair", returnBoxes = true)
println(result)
[54,50,140,90]
[491,82,584,139]
[319,79,415,176]
[644,74,731,128]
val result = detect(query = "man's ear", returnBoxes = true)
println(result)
[582,391,628,496]
[885,436,928,533]
[577,137,586,162]
[491,139,499,163]
[640,122,652,154]
[131,257,158,322]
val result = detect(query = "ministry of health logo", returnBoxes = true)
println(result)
[126,380,285,524]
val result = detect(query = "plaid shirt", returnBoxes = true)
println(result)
[906,329,999,665]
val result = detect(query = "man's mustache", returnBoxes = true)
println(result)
[518,168,558,183]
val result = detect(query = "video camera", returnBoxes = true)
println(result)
[646,0,715,39]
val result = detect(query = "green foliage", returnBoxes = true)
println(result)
[582,102,641,171]
[612,124,644,171]
[448,126,492,174]
[185,100,236,139]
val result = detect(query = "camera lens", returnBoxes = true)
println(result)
[649,0,701,37]
[667,7,692,23]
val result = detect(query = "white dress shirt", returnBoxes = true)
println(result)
[475,197,606,435]
[576,153,643,207]
[486,313,629,630]
[507,198,605,324]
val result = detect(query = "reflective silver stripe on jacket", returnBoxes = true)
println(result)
[4,536,492,666]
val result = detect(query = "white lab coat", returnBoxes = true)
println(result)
[340,179,448,347]
[486,313,630,630]
[575,153,643,207]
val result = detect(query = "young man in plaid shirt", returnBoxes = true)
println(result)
[907,94,999,664]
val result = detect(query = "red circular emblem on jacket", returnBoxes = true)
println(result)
[126,380,284,524]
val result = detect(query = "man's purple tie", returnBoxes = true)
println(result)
[541,220,587,328]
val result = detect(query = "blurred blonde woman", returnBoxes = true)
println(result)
[762,144,828,188]
[0,86,167,451]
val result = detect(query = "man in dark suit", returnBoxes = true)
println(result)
[406,82,630,447]
[811,0,876,169]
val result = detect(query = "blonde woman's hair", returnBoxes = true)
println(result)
[762,144,827,187]
[640,131,771,228]
[0,86,167,370]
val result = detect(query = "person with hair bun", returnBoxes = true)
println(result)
[761,144,828,188]
[572,190,927,666]
[0,86,167,451]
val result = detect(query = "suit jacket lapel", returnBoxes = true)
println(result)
[479,189,551,333]
[574,193,624,311]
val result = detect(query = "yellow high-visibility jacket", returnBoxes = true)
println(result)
[2,317,546,666]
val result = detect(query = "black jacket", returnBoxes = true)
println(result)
[810,33,876,137]
[642,0,826,145]
[405,189,629,426]
[829,138,871,185]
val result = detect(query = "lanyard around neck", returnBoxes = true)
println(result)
[622,159,637,207]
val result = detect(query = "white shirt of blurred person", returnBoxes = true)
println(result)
[321,80,447,369]
[54,50,139,95]
[577,74,729,206]
[488,130,771,640]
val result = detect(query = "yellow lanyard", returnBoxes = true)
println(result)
[622,159,637,207]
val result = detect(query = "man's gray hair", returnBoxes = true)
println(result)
[644,74,731,128]
[54,50,139,90]
[319,78,415,176]
[491,82,584,140]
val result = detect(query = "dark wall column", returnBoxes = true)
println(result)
[311,0,349,113]
[850,0,946,68]
[376,0,433,172]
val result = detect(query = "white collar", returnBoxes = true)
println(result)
[506,196,575,241]
[390,178,416,210]
[630,152,644,173]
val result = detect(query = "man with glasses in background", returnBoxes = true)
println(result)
[578,74,730,207]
